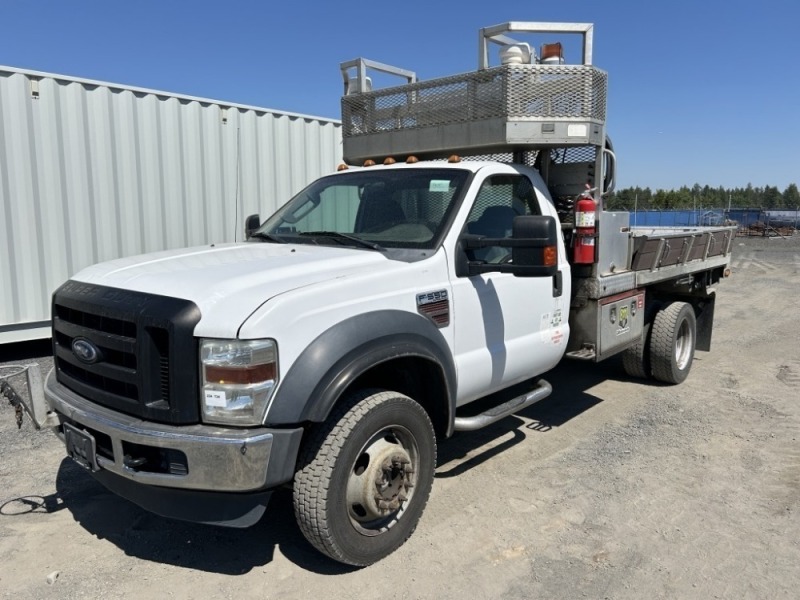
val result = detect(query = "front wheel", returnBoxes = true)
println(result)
[293,389,436,566]
[650,301,697,384]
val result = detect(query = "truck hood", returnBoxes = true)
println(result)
[72,242,392,338]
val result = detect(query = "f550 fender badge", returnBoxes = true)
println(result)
[417,289,450,328]
[417,289,448,306]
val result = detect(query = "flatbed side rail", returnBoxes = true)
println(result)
[630,226,735,273]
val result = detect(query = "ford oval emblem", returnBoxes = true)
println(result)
[72,338,101,364]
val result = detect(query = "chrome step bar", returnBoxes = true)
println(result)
[453,379,552,432]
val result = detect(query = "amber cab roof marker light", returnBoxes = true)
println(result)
[540,42,564,65]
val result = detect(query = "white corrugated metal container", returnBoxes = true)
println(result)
[0,66,342,344]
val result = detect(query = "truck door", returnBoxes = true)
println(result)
[449,170,569,405]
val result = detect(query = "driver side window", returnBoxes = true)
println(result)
[465,174,540,263]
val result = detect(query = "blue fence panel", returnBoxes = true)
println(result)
[628,208,797,232]
[630,209,713,227]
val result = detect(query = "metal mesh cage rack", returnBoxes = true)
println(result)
[341,64,607,164]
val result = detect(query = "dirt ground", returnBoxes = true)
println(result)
[1,234,798,600]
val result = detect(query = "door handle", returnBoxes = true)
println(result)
[553,270,563,297]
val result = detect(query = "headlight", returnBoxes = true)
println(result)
[200,339,278,426]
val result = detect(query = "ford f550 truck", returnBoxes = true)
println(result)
[7,22,733,565]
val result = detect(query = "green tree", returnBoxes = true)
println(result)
[763,185,783,209]
[603,182,799,212]
[674,186,693,208]
[783,183,800,208]
[652,189,670,209]
[745,183,757,207]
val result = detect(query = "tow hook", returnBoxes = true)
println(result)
[123,455,148,469]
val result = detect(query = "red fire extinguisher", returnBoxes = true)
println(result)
[573,188,597,264]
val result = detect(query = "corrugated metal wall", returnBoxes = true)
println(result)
[0,66,342,343]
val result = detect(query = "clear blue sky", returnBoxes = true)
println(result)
[2,0,798,191]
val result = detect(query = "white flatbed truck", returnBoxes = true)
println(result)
[5,22,733,565]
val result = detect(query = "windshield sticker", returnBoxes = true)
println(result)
[429,180,451,193]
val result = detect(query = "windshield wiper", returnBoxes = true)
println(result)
[249,231,287,243]
[299,231,385,251]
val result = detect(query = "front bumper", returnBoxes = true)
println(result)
[44,370,303,495]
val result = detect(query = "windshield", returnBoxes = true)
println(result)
[255,168,471,250]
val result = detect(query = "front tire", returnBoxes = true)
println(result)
[650,302,696,384]
[293,389,436,566]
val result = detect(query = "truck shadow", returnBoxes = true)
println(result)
[52,459,356,576]
[47,357,630,575]
[436,356,626,477]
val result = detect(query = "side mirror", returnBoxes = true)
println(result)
[509,215,559,277]
[463,215,559,277]
[245,214,261,240]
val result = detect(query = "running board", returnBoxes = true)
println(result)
[453,379,552,432]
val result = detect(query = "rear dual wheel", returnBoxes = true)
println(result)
[621,322,651,379]
[650,301,696,384]
[622,301,697,384]
[293,389,436,566]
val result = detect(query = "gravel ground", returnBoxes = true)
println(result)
[1,234,798,599]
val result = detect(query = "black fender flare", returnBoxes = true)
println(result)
[265,310,456,430]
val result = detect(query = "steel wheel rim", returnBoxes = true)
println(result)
[344,425,419,536]
[675,318,694,370]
